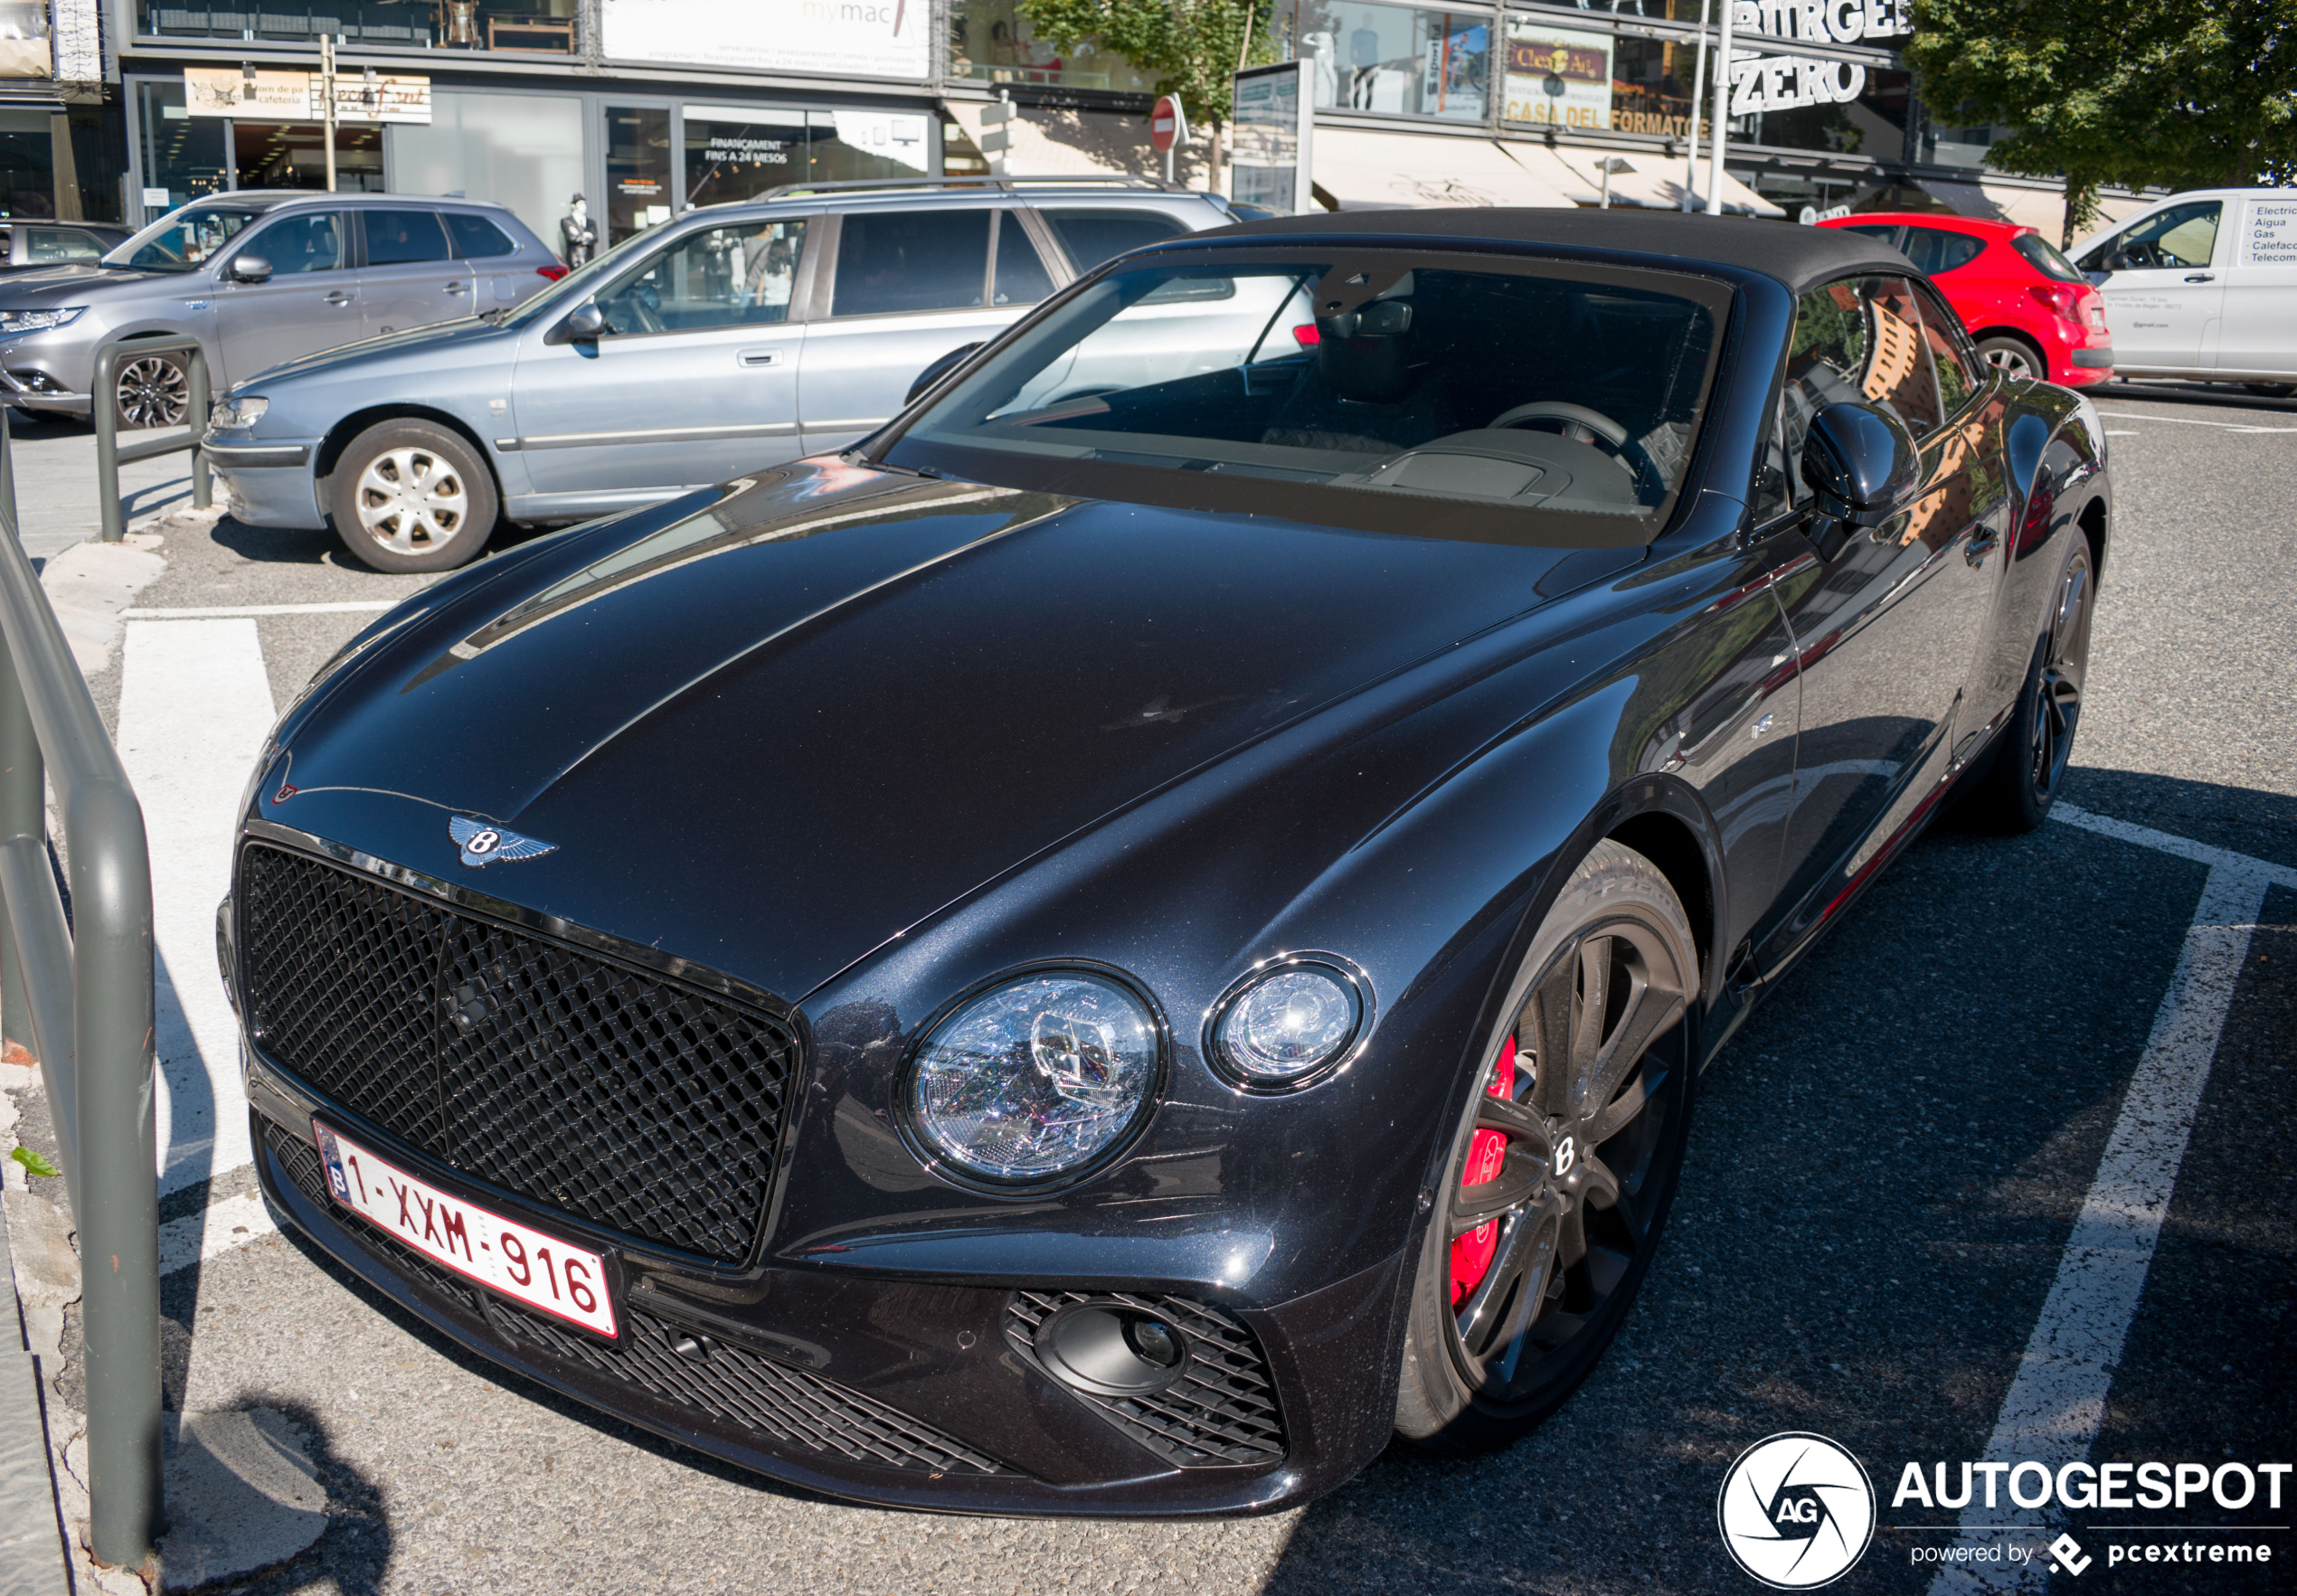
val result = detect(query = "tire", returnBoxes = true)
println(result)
[1976,335,2045,384]
[1394,839,1698,1454]
[1959,534,2095,833]
[2243,382,2295,399]
[113,349,191,430]
[329,420,498,573]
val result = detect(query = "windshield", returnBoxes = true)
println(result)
[498,222,666,329]
[878,250,1725,544]
[101,203,265,272]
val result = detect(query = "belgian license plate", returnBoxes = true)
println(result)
[312,1121,618,1338]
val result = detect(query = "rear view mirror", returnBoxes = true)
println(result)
[547,301,606,346]
[905,341,986,407]
[2103,250,2134,273]
[1801,401,1921,535]
[229,254,272,284]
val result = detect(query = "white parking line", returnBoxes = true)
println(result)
[2093,410,2297,434]
[121,600,399,619]
[157,1191,279,1277]
[116,619,278,1198]
[1930,809,2283,1591]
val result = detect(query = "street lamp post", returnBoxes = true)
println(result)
[1680,0,1709,211]
[318,34,337,193]
[1705,0,1734,214]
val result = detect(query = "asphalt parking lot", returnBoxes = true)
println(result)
[7,382,2292,1595]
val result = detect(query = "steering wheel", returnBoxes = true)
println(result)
[1489,401,1631,448]
[1489,401,1663,496]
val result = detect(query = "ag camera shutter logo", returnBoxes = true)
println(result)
[1717,1431,1876,1588]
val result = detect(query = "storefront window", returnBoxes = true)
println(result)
[1302,1,1490,123]
[683,108,929,210]
[606,104,672,245]
[139,0,580,53]
[231,121,383,191]
[390,90,583,249]
[137,80,227,219]
[948,0,1155,93]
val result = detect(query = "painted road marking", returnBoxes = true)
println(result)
[122,600,400,619]
[158,1191,279,1277]
[116,618,278,1198]
[1929,807,2283,1592]
[2093,410,2297,434]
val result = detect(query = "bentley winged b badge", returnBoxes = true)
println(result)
[449,815,557,868]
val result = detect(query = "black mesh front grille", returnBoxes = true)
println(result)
[241,843,796,1264]
[266,1122,1009,1478]
[1007,1291,1287,1467]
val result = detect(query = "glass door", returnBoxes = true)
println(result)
[605,104,672,244]
[136,80,227,221]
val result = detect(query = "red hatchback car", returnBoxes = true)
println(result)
[1818,212,2113,387]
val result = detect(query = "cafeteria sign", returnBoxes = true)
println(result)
[184,66,432,122]
[1503,23,1612,128]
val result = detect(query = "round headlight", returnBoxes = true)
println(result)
[1211,961,1366,1086]
[906,972,1160,1183]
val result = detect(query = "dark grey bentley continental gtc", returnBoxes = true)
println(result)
[223,209,2107,1516]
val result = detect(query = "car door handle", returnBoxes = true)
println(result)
[737,348,785,367]
[2185,273,2216,283]
[445,280,469,295]
[325,289,353,306]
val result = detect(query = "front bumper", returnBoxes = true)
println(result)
[246,1052,1405,1517]
[204,438,327,528]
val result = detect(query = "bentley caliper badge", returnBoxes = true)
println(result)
[449,815,557,868]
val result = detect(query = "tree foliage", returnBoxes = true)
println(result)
[1905,0,2297,243]
[1017,0,1282,141]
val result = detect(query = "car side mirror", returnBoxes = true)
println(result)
[1801,402,1921,536]
[547,301,606,346]
[229,254,272,284]
[2103,249,2134,273]
[905,341,986,407]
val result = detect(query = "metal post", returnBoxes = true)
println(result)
[93,337,211,543]
[0,411,35,1072]
[0,411,164,1571]
[1706,0,1735,214]
[1681,0,1710,212]
[70,771,162,1571]
[321,35,338,194]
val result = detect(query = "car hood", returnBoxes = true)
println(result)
[238,314,515,391]
[261,459,1619,1003]
[0,263,170,299]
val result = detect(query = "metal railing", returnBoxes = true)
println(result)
[0,410,163,1569]
[93,334,211,544]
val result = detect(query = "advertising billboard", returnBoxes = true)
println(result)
[1502,23,1612,130]
[1232,61,1316,215]
[600,0,931,81]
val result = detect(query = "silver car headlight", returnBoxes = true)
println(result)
[905,971,1160,1183]
[0,307,85,336]
[210,394,269,430]
[1207,957,1370,1089]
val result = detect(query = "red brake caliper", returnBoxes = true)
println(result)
[1449,1035,1516,1307]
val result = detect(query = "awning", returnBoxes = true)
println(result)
[1313,127,1574,210]
[1530,144,1784,218]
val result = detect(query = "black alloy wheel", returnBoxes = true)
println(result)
[1395,840,1697,1452]
[1962,534,2094,832]
[114,352,190,430]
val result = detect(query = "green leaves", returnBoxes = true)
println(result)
[1906,0,2297,242]
[10,1143,60,1179]
[1016,0,1282,130]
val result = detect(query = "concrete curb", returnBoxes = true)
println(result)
[0,1186,71,1596]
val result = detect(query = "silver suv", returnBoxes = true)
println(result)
[200,178,1238,571]
[0,190,562,428]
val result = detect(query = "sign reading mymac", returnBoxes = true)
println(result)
[600,0,929,80]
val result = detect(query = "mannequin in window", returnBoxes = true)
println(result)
[560,194,597,268]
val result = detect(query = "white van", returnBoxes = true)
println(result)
[2070,187,2297,395]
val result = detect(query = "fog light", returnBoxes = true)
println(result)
[1208,957,1370,1089]
[1035,1303,1190,1396]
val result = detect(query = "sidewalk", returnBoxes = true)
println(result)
[10,410,197,562]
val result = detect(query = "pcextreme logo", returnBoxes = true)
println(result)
[1717,1432,1878,1589]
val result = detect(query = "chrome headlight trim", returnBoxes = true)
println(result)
[1204,952,1375,1094]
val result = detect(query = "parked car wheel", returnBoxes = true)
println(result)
[1961,535,2095,833]
[2244,382,2295,399]
[1394,839,1697,1454]
[330,420,498,573]
[1976,334,2045,382]
[113,350,190,430]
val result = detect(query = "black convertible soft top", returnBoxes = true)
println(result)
[1209,206,1913,294]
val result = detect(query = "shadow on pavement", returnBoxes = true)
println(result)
[213,511,560,571]
[2092,380,2297,413]
[203,1397,395,1596]
[1262,770,2292,1596]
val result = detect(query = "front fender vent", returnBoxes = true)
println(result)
[1006,1290,1287,1467]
